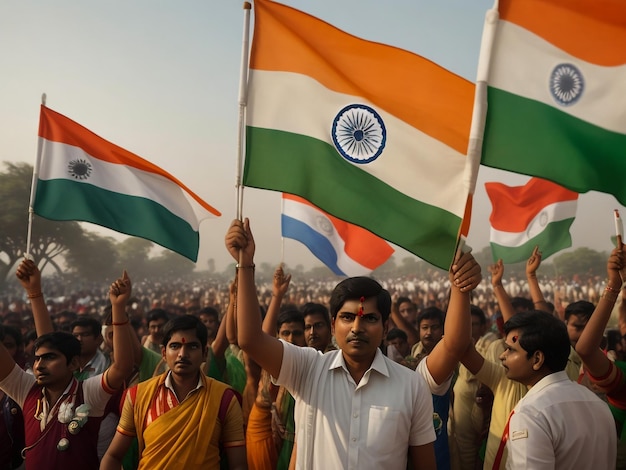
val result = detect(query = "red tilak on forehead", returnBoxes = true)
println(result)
[181,337,186,344]
[511,335,518,343]
[357,296,365,317]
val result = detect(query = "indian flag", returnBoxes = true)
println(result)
[486,178,578,263]
[481,0,626,204]
[282,193,394,277]
[34,105,220,262]
[243,0,474,269]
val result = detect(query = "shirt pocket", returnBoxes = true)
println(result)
[365,406,401,454]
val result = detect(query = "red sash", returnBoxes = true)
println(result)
[492,410,514,470]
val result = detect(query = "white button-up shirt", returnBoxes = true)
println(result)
[276,340,435,470]
[507,370,617,469]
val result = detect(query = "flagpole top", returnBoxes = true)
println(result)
[243,2,251,10]
[41,93,46,106]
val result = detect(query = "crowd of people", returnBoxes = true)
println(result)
[0,220,625,469]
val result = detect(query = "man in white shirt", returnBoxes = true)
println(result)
[500,310,616,469]
[225,218,480,470]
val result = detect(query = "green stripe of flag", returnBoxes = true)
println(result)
[244,126,461,269]
[490,218,575,264]
[481,87,626,204]
[34,179,200,261]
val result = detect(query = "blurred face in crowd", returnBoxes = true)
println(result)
[148,319,167,343]
[199,313,219,339]
[419,318,443,353]
[566,314,588,347]
[470,314,487,344]
[388,335,410,358]
[72,326,101,358]
[398,301,418,325]
[2,334,18,359]
[278,322,306,347]
[304,313,331,351]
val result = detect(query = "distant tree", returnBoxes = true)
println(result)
[0,162,85,286]
[552,247,607,279]
[148,250,196,278]
[64,232,120,282]
[115,237,154,280]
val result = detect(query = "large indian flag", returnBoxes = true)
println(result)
[481,0,626,204]
[35,105,220,262]
[486,178,578,263]
[243,0,474,269]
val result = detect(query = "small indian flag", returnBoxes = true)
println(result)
[34,105,220,262]
[481,0,626,204]
[243,0,475,270]
[485,178,578,263]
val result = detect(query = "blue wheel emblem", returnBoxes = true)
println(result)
[549,63,584,106]
[331,104,386,164]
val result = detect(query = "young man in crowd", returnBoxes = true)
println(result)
[2,262,133,469]
[101,315,247,469]
[225,218,480,470]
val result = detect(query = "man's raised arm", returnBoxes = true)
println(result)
[104,271,134,390]
[225,218,284,378]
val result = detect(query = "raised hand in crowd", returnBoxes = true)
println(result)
[525,246,551,314]
[15,258,54,335]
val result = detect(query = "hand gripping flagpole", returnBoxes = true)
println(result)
[25,93,47,261]
[235,2,252,222]
[456,3,499,262]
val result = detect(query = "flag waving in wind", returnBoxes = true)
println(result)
[282,194,394,277]
[481,0,626,204]
[243,0,475,270]
[486,178,578,263]
[35,106,220,262]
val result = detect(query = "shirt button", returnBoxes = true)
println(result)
[352,438,357,442]
[353,413,358,418]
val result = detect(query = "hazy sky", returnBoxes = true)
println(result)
[1,1,622,272]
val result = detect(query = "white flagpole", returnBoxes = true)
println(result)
[25,93,47,260]
[460,2,500,246]
[235,2,252,221]
[280,195,285,265]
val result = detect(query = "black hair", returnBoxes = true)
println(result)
[147,309,170,324]
[329,277,391,322]
[0,325,23,348]
[386,328,408,342]
[301,302,331,328]
[510,297,534,312]
[34,332,81,364]
[198,307,219,321]
[503,310,570,373]
[277,309,305,330]
[70,316,102,337]
[470,305,487,325]
[417,307,445,328]
[161,315,208,350]
[564,300,594,322]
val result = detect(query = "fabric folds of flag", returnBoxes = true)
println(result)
[243,0,474,269]
[35,105,220,262]
[481,0,626,204]
[485,178,578,263]
[281,194,394,277]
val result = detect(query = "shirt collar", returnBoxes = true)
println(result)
[329,348,390,378]
[525,370,569,397]
[163,371,204,402]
